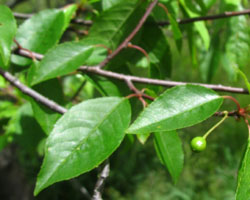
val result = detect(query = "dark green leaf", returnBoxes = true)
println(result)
[89,1,144,49]
[34,97,131,195]
[127,85,223,134]
[0,5,17,67]
[154,131,184,183]
[5,103,45,152]
[200,36,221,82]
[30,79,64,135]
[236,138,250,200]
[136,19,172,78]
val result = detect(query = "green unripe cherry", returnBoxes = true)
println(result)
[190,137,206,152]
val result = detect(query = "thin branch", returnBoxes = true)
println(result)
[157,9,250,26]
[79,66,249,94]
[98,0,159,68]
[13,9,250,27]
[14,48,249,95]
[70,80,87,102]
[70,179,91,200]
[0,68,67,114]
[92,160,110,200]
[13,12,33,19]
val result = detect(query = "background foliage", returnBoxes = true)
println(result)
[0,0,249,199]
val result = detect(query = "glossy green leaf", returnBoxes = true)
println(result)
[0,5,17,67]
[34,97,131,195]
[180,0,210,49]
[127,85,223,134]
[30,41,94,85]
[89,1,144,49]
[154,131,184,183]
[15,9,64,54]
[236,138,250,200]
[13,7,75,66]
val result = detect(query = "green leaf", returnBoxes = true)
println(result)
[137,133,150,144]
[223,5,250,72]
[30,79,64,135]
[200,36,221,82]
[180,0,210,49]
[102,0,124,10]
[0,5,17,67]
[62,4,77,31]
[89,1,144,49]
[14,7,75,66]
[5,103,45,152]
[154,131,184,183]
[167,12,182,40]
[127,85,223,134]
[236,138,250,200]
[15,9,65,54]
[30,41,94,85]
[136,18,172,78]
[34,97,131,195]
[236,68,250,94]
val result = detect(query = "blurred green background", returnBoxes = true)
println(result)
[0,0,249,200]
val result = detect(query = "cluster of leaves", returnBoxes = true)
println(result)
[0,0,249,199]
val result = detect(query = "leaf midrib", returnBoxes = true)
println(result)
[130,96,221,132]
[41,98,125,188]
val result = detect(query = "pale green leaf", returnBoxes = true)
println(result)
[102,0,124,10]
[34,97,131,195]
[137,133,150,144]
[127,85,223,134]
[180,0,210,49]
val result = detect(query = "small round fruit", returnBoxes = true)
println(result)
[190,137,206,152]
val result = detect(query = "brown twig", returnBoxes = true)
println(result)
[14,9,250,27]
[13,48,249,95]
[125,79,148,107]
[0,68,67,114]
[92,160,110,200]
[127,43,150,65]
[98,0,159,68]
[157,9,250,26]
[70,80,87,102]
[222,96,241,111]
